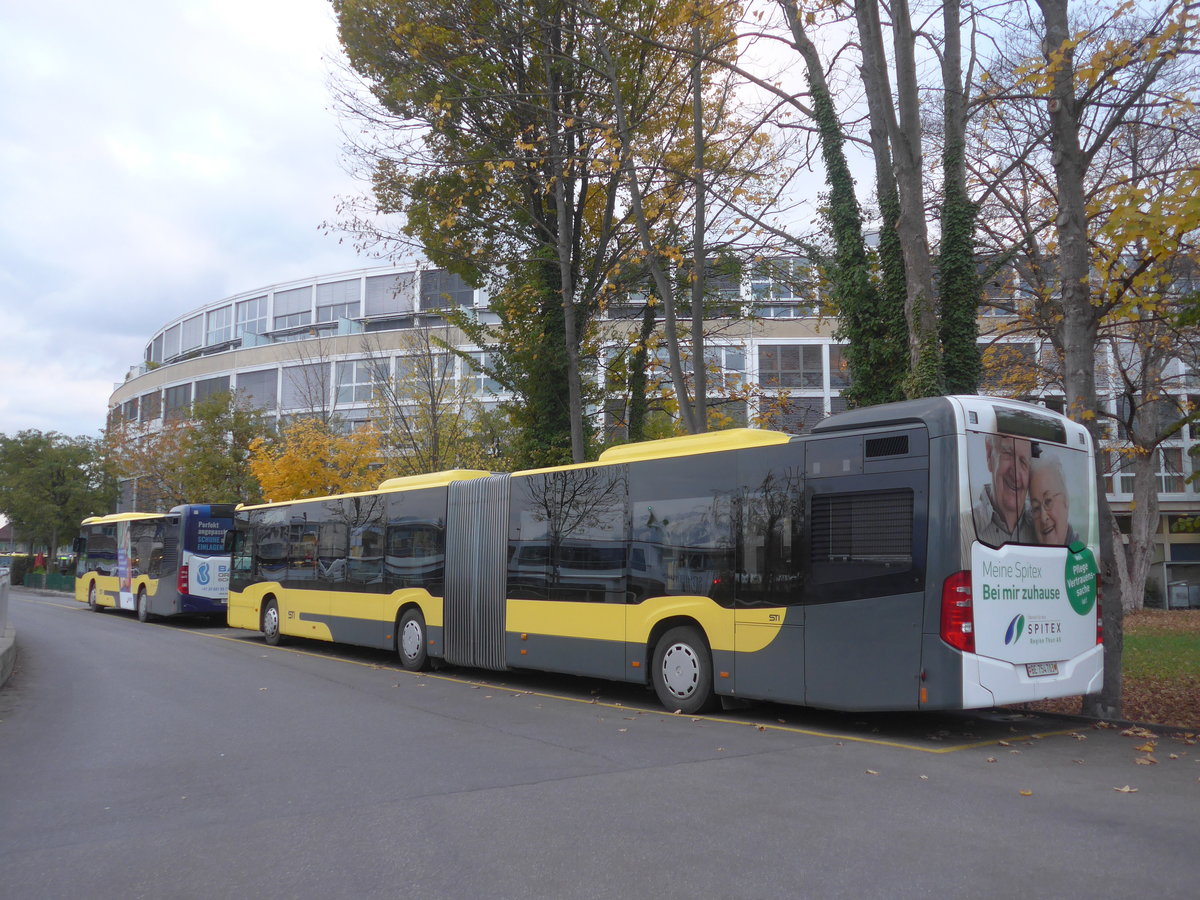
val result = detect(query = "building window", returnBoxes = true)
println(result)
[281,363,330,411]
[464,351,501,394]
[163,384,191,421]
[829,345,851,390]
[420,270,474,311]
[236,296,268,337]
[365,272,416,316]
[705,345,746,392]
[758,344,823,389]
[762,397,826,434]
[395,352,453,398]
[273,286,313,330]
[750,257,818,314]
[1160,447,1185,494]
[163,324,181,361]
[335,359,383,404]
[194,376,231,405]
[317,279,361,323]
[181,316,203,353]
[236,369,278,411]
[140,391,162,422]
[206,306,233,345]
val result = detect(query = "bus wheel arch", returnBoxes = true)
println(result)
[396,605,430,672]
[649,620,717,714]
[261,596,283,646]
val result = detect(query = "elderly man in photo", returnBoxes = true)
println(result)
[973,435,1036,545]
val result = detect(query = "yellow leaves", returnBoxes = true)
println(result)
[248,417,385,502]
[1113,785,1139,793]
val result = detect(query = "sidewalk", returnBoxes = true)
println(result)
[0,573,13,688]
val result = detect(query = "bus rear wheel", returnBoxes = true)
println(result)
[136,588,151,623]
[262,599,282,646]
[88,582,102,612]
[397,608,429,672]
[652,626,717,714]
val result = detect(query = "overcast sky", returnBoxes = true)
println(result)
[0,0,372,439]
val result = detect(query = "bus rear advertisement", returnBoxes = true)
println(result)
[224,396,1101,714]
[74,504,235,622]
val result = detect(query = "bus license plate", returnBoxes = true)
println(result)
[1026,662,1059,678]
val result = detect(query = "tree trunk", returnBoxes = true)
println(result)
[690,20,707,433]
[937,0,981,395]
[855,0,942,395]
[1037,0,1123,718]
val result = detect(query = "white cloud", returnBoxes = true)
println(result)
[0,0,370,437]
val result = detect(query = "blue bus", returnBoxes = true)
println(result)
[74,504,234,622]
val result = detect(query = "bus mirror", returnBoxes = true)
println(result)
[72,537,86,554]
[223,530,236,553]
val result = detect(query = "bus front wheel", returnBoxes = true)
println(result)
[652,626,717,715]
[397,608,429,672]
[87,582,102,612]
[136,588,151,623]
[262,599,282,646]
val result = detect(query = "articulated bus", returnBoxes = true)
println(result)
[227,396,1102,713]
[74,505,235,622]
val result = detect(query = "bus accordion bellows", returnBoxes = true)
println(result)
[74,504,235,622]
[227,396,1102,713]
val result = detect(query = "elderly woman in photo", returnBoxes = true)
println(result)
[1029,455,1077,547]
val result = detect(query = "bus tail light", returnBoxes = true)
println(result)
[178,565,189,596]
[940,570,974,653]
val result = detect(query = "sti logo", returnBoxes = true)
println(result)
[197,563,211,586]
[1005,613,1026,646]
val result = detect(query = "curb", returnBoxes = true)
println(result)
[0,625,15,689]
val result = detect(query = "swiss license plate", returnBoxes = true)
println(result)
[1026,662,1059,678]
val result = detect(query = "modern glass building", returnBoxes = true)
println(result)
[108,260,1200,605]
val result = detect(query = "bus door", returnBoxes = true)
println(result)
[116,520,136,611]
[803,429,929,711]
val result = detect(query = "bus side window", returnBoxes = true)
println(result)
[735,445,805,608]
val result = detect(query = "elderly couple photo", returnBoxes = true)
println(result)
[970,433,1083,549]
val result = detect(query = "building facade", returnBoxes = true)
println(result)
[108,261,1200,605]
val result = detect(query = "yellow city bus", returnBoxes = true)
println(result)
[75,505,235,622]
[227,396,1103,713]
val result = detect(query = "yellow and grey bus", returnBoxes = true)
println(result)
[227,396,1102,713]
[74,505,235,622]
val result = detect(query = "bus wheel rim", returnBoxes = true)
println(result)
[401,619,422,659]
[661,643,699,698]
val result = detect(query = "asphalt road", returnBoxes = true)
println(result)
[1,587,1197,899]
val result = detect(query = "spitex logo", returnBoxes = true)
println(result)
[1005,613,1026,645]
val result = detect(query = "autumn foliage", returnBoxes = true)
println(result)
[248,418,387,502]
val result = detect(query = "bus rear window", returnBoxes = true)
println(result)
[968,432,1090,548]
